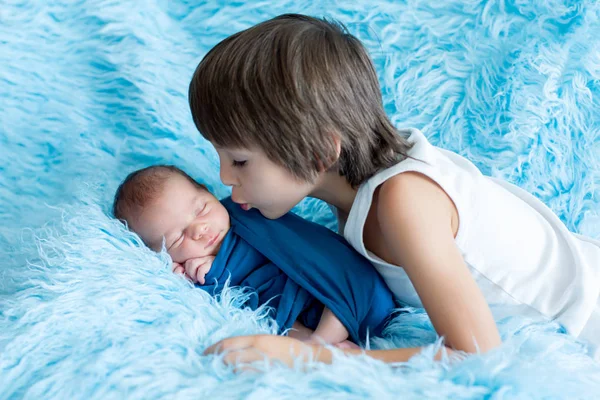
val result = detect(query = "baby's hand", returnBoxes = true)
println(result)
[172,262,185,276]
[184,256,215,285]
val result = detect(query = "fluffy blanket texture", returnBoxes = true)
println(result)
[1,0,599,398]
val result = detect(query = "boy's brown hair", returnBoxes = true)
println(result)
[113,165,207,224]
[189,13,413,187]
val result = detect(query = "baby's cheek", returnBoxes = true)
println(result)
[168,252,180,264]
[168,247,185,264]
[184,242,208,259]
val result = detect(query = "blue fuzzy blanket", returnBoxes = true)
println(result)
[1,1,600,398]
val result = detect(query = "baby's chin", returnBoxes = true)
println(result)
[212,240,223,255]
[209,227,230,256]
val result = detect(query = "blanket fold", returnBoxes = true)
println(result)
[199,197,396,344]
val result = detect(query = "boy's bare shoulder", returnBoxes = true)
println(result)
[376,171,457,232]
[379,171,451,204]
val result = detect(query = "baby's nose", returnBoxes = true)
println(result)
[192,223,209,240]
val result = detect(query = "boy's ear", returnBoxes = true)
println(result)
[332,134,342,159]
[317,133,342,173]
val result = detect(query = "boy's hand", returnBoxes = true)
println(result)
[184,256,215,285]
[203,335,331,368]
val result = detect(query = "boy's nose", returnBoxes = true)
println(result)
[220,164,239,187]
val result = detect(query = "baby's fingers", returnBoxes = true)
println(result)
[172,262,185,275]
[196,261,214,285]
[184,259,202,283]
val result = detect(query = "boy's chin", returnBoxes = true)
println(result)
[257,207,288,220]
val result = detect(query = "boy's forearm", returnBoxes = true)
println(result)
[310,345,453,364]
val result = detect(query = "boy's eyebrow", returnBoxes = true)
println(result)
[214,145,253,153]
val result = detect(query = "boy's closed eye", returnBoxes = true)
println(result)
[232,160,247,167]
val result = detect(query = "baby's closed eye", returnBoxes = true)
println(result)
[196,202,209,217]
[169,234,184,250]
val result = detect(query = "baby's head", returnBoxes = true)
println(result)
[113,165,230,263]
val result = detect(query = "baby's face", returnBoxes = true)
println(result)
[132,174,230,264]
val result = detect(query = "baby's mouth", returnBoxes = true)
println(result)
[204,232,219,249]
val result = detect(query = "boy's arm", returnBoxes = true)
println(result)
[377,173,501,352]
[204,335,453,366]
[309,307,350,345]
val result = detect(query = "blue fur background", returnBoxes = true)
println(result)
[1,1,599,398]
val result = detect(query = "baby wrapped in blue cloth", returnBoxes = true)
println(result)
[113,165,395,345]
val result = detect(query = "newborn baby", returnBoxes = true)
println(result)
[113,165,395,346]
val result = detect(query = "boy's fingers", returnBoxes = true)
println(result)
[204,336,257,355]
[223,348,267,366]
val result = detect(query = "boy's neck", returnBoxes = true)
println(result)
[310,171,357,215]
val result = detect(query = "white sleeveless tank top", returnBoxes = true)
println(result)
[340,128,600,337]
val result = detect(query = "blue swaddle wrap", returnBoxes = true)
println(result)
[199,197,396,343]
[200,230,317,334]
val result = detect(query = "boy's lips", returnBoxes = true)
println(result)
[232,196,251,211]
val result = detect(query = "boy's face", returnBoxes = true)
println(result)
[131,174,230,264]
[214,145,315,219]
